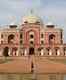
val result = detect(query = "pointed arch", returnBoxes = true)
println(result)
[49,34,55,44]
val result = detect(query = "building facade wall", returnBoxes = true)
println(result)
[0,22,65,57]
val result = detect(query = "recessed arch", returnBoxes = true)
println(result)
[49,34,55,44]
[8,34,15,43]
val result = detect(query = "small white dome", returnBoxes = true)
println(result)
[46,22,55,28]
[10,22,15,25]
[47,22,53,25]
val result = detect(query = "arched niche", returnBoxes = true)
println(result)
[8,34,15,44]
[49,34,55,44]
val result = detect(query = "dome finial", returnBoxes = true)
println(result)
[30,9,34,15]
[30,9,33,14]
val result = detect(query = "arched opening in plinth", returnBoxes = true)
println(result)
[29,47,34,55]
[3,47,9,57]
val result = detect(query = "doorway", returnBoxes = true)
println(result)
[29,47,34,55]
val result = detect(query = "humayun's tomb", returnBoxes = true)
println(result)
[0,15,65,57]
[0,14,66,80]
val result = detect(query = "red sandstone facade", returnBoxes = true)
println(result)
[0,15,65,57]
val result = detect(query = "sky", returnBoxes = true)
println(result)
[0,0,66,42]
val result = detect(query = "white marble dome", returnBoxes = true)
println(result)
[22,15,41,24]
